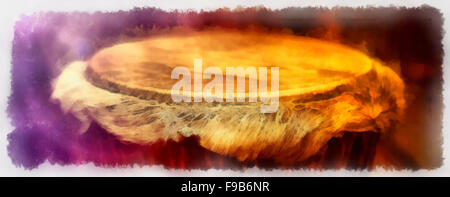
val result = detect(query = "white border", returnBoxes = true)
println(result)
[0,0,448,177]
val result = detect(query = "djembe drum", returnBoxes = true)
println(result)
[52,28,406,166]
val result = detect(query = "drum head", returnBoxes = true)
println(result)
[86,29,373,99]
